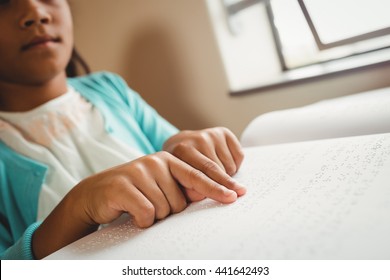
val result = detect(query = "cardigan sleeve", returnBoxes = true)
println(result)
[103,72,179,151]
[127,88,179,151]
[0,222,41,260]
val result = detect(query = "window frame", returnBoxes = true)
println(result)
[215,0,390,94]
[297,0,390,50]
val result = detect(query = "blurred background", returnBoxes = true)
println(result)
[69,0,390,136]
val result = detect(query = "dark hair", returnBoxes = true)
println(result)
[66,47,91,77]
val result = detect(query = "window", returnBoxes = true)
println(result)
[270,0,390,69]
[208,0,390,93]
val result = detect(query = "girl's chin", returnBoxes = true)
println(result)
[10,68,67,86]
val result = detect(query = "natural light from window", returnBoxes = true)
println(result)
[301,0,390,44]
[207,0,390,92]
[271,0,390,69]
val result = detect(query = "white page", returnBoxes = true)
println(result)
[47,133,390,259]
[241,87,390,147]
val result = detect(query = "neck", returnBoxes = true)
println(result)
[0,72,68,112]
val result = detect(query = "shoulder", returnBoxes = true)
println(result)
[67,71,135,106]
[67,71,128,92]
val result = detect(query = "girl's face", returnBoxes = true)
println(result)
[0,0,73,86]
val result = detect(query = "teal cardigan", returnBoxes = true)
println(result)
[0,72,178,259]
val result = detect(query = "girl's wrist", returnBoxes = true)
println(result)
[32,190,98,259]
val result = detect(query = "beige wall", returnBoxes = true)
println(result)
[70,0,390,137]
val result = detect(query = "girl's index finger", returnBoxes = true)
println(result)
[167,144,246,196]
[168,156,238,204]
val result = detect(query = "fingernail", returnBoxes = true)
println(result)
[232,181,246,196]
[232,179,246,189]
[237,187,247,196]
[224,189,237,197]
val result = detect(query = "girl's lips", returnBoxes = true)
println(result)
[21,36,61,51]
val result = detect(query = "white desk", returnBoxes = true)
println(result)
[47,133,390,260]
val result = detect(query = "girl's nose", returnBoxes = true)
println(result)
[19,1,52,29]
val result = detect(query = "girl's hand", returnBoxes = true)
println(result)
[70,151,239,227]
[32,151,240,259]
[163,127,246,201]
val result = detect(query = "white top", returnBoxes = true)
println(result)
[0,88,144,221]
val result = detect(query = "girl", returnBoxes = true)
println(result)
[0,0,246,260]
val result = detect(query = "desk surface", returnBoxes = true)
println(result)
[47,133,390,259]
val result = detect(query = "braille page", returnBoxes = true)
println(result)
[46,133,390,259]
